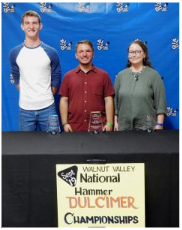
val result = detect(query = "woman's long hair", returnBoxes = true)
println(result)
[126,40,153,68]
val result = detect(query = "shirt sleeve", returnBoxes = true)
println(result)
[42,43,61,88]
[50,50,61,88]
[114,74,120,116]
[152,71,167,115]
[9,46,22,85]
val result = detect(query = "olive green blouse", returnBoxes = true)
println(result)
[114,66,167,131]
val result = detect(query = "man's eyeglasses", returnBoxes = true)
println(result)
[129,50,143,55]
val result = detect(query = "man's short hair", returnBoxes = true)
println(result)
[21,10,41,24]
[75,40,94,52]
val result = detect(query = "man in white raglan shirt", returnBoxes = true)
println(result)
[10,10,61,131]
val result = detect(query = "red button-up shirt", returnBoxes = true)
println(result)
[59,65,114,131]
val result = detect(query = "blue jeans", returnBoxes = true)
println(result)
[19,103,58,131]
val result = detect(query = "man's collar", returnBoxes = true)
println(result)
[75,64,97,73]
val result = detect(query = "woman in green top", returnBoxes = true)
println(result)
[114,40,167,131]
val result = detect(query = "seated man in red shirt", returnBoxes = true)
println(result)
[59,40,114,132]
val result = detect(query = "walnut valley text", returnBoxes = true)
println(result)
[82,166,135,173]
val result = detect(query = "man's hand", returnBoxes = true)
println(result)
[103,123,113,132]
[63,124,73,132]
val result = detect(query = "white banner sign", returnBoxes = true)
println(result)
[56,163,145,228]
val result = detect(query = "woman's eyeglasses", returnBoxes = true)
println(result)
[129,50,143,55]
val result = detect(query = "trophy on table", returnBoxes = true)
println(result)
[142,115,156,132]
[47,114,61,134]
[88,111,103,134]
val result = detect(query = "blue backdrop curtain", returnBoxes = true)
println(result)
[2,2,179,131]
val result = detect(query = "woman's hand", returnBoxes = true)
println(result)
[154,125,163,130]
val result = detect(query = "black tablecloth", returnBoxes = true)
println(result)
[2,130,179,227]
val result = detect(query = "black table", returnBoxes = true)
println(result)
[2,130,179,227]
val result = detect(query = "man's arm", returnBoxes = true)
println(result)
[103,96,114,131]
[51,86,57,95]
[10,45,23,90]
[59,96,72,132]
